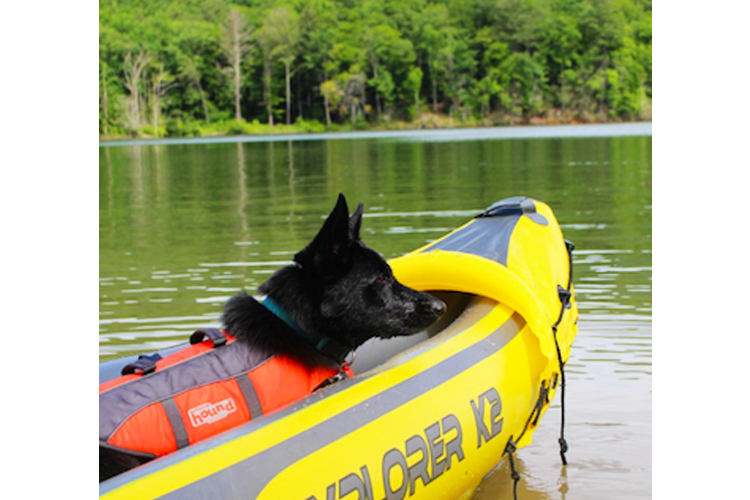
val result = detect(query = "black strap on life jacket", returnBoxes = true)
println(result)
[119,328,226,377]
[121,353,163,376]
[189,328,228,347]
[120,328,227,377]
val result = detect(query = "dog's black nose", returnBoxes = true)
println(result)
[432,299,446,317]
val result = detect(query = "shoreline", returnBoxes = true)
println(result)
[99,121,652,148]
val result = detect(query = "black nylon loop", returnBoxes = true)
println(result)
[121,353,162,376]
[189,328,227,347]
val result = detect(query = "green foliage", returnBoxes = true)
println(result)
[99,0,651,138]
[294,117,326,133]
[165,117,201,137]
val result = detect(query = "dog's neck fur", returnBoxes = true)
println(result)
[222,265,348,370]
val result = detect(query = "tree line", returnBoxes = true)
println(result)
[99,0,651,138]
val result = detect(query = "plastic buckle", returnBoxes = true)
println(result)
[557,285,572,309]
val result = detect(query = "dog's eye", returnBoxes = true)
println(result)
[375,277,385,284]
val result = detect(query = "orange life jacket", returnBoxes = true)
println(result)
[99,329,351,459]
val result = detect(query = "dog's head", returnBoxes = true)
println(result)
[289,193,446,348]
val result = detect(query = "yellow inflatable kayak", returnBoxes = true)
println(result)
[99,196,578,500]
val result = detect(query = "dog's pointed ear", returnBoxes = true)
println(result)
[349,202,364,241]
[294,193,352,276]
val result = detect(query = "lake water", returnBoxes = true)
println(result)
[99,123,652,499]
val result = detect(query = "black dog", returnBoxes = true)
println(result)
[100,194,445,481]
[223,193,446,369]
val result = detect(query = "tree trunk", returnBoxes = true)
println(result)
[324,92,331,126]
[101,62,109,137]
[373,63,381,118]
[234,40,242,121]
[123,52,150,131]
[285,61,291,125]
[598,49,608,118]
[152,92,159,138]
[265,59,274,126]
[234,62,241,121]
[297,74,303,120]
[430,60,438,113]
[223,9,252,122]
[131,86,140,129]
[149,67,175,138]
[322,68,332,127]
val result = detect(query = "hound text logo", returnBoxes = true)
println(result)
[188,398,237,427]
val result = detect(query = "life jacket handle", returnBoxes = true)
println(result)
[189,328,228,348]
[121,353,163,376]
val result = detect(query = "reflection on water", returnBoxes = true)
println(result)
[99,127,651,499]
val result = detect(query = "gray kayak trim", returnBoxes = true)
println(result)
[425,197,547,266]
[102,311,526,499]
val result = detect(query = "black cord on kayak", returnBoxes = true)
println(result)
[550,239,575,466]
[552,323,568,466]
[505,438,521,500]
[497,382,546,500]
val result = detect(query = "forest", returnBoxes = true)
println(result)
[99,0,652,139]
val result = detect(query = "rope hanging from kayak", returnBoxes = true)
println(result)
[501,381,548,499]
[505,438,521,500]
[551,239,576,465]
[552,323,569,465]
